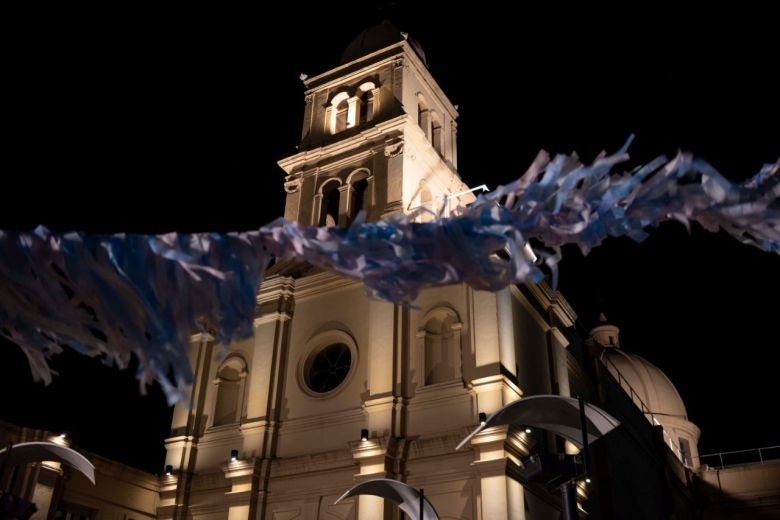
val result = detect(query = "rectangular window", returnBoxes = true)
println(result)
[432,122,443,155]
[679,437,691,465]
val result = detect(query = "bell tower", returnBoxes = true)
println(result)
[161,21,574,520]
[278,20,474,227]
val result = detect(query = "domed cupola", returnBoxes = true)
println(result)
[590,314,702,468]
[590,312,621,348]
[341,20,427,66]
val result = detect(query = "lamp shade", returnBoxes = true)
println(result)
[0,441,95,484]
[335,478,438,520]
[456,395,619,451]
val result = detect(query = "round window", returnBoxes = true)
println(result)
[304,343,353,394]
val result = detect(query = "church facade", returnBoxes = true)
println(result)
[159,22,574,520]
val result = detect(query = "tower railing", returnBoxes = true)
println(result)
[599,354,688,466]
[696,445,780,469]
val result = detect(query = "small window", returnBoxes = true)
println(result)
[421,308,462,385]
[349,178,369,225]
[357,81,377,125]
[359,90,374,124]
[328,92,351,135]
[432,119,443,155]
[417,97,430,140]
[213,356,246,427]
[319,180,341,227]
[334,99,349,133]
[679,437,692,465]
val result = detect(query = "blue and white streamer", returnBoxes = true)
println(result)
[1,141,777,402]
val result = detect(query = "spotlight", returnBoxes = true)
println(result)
[230,449,238,462]
[165,465,173,476]
[585,477,592,484]
[58,433,66,439]
[299,73,308,81]
[478,412,487,426]
[524,427,532,434]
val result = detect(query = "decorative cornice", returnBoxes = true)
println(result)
[294,271,361,301]
[303,45,405,91]
[407,428,477,460]
[269,448,357,479]
[468,374,523,399]
[253,312,292,327]
[281,406,366,434]
[164,435,197,445]
[277,116,405,174]
[190,332,215,343]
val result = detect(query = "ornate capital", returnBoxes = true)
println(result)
[284,178,301,193]
[384,141,404,158]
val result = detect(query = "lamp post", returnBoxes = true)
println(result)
[457,394,620,520]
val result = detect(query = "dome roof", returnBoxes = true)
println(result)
[603,349,688,419]
[341,20,427,66]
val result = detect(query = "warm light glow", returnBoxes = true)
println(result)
[525,427,532,434]
[586,478,592,484]
[58,433,66,439]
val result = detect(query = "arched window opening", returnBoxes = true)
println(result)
[213,356,246,427]
[417,97,430,140]
[431,118,443,156]
[320,181,341,227]
[350,178,369,225]
[328,92,350,135]
[334,98,349,133]
[357,81,377,125]
[420,309,462,386]
[359,91,374,124]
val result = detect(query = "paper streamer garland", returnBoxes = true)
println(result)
[1,140,777,403]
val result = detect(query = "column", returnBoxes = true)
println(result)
[469,426,527,520]
[349,437,398,519]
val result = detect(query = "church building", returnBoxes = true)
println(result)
[160,20,573,520]
[3,21,779,520]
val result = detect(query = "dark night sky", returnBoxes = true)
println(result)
[1,4,778,474]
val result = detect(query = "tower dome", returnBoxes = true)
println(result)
[341,20,427,66]
[603,349,689,419]
[590,315,702,467]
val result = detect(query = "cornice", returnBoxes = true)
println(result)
[281,406,366,434]
[278,117,405,174]
[294,271,361,301]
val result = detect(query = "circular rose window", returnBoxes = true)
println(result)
[304,343,353,394]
